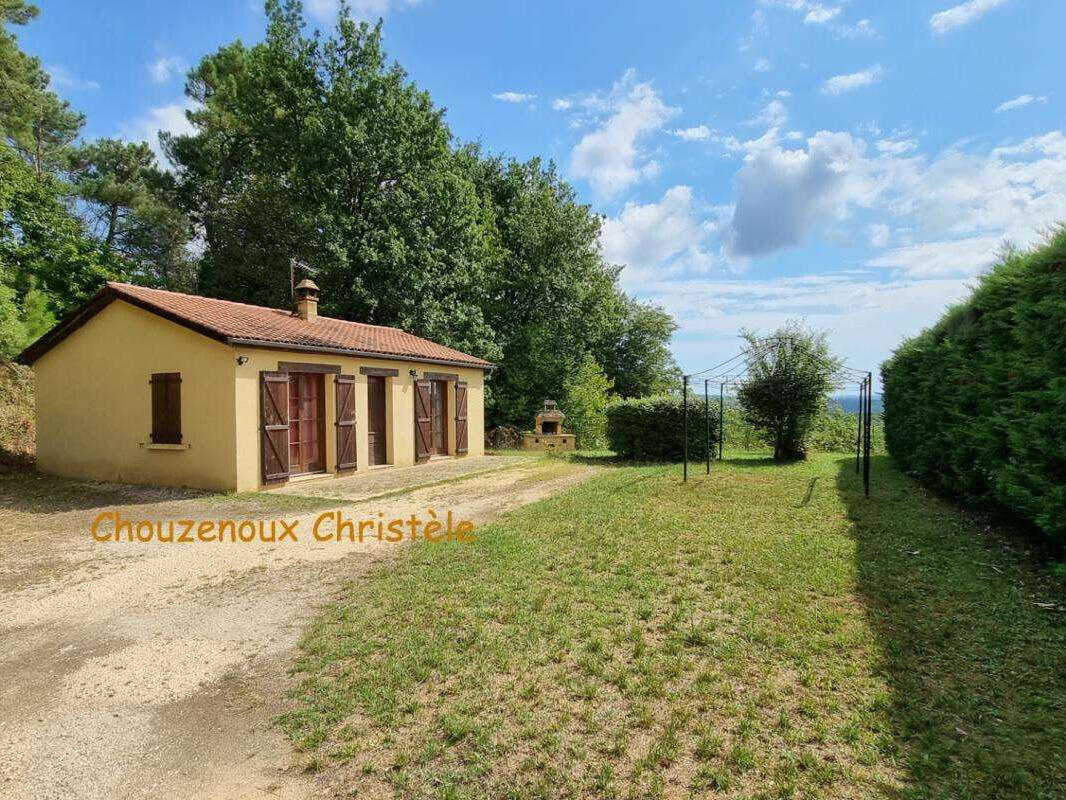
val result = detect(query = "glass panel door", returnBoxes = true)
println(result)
[430,380,446,454]
[288,373,324,473]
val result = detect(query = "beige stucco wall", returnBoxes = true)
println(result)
[233,348,485,492]
[34,301,239,491]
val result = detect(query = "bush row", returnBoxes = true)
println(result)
[606,396,718,461]
[882,230,1066,544]
[605,396,882,461]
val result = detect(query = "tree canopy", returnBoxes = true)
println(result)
[166,1,677,425]
[1,0,678,428]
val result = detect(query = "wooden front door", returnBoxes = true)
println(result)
[288,373,324,474]
[429,380,448,455]
[367,376,387,465]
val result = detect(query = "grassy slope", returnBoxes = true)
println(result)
[280,453,1066,800]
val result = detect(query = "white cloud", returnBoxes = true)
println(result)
[46,64,99,92]
[673,125,713,141]
[641,271,974,377]
[754,58,771,72]
[821,65,883,96]
[759,1,876,37]
[995,94,1046,113]
[552,98,573,111]
[600,186,716,285]
[864,236,1005,277]
[804,4,840,24]
[720,127,1066,271]
[306,0,422,21]
[148,56,187,85]
[838,19,876,38]
[876,138,918,155]
[118,100,197,165]
[748,99,788,128]
[726,130,874,256]
[492,91,536,104]
[569,69,679,200]
[867,223,891,247]
[930,0,1010,34]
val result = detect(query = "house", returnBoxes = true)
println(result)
[17,280,492,492]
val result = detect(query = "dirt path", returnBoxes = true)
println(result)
[0,459,597,800]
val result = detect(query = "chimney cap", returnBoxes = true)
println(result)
[295,278,319,295]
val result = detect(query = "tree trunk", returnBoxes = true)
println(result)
[103,204,119,257]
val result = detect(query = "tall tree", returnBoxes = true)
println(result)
[70,138,195,290]
[0,0,115,357]
[593,297,680,398]
[737,321,841,461]
[463,150,625,423]
[167,1,679,426]
[0,1,82,179]
[168,2,493,358]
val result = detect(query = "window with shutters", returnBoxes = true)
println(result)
[150,372,182,444]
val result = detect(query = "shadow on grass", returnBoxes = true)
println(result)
[566,452,650,468]
[0,465,212,514]
[573,451,784,469]
[836,455,1066,798]
[717,455,779,468]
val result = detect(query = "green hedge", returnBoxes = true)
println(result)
[606,396,718,461]
[882,231,1066,544]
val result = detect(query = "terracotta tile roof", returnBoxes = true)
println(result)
[19,282,493,369]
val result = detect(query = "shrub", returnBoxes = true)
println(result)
[882,230,1066,544]
[806,405,885,454]
[562,358,613,449]
[606,395,718,461]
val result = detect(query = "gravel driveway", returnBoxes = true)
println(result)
[0,456,595,800]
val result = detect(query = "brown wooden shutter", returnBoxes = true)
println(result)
[414,378,432,463]
[150,372,182,444]
[334,374,357,471]
[454,381,468,455]
[260,371,291,482]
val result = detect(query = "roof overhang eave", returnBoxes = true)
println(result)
[226,337,495,371]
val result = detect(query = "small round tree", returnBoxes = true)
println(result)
[736,322,840,461]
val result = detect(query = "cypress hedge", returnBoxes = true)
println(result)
[881,230,1066,544]
[606,396,718,461]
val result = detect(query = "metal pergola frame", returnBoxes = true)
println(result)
[680,337,873,497]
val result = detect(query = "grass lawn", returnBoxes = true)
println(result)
[279,453,1066,799]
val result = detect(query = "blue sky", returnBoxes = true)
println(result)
[21,0,1066,383]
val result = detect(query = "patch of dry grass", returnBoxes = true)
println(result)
[279,454,1066,799]
[0,362,34,465]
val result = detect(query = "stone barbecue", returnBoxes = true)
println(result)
[521,399,575,451]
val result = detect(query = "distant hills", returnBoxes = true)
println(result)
[830,394,884,414]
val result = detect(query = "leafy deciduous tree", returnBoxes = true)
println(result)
[737,321,841,461]
[562,358,613,449]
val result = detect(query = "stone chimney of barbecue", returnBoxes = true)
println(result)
[295,279,319,321]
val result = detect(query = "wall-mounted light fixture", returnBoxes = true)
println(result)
[408,369,418,377]
[237,356,249,366]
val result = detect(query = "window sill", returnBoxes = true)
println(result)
[144,443,190,451]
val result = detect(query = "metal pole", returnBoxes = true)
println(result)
[682,376,689,483]
[864,372,872,497]
[705,379,711,474]
[718,383,724,460]
[855,378,864,474]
